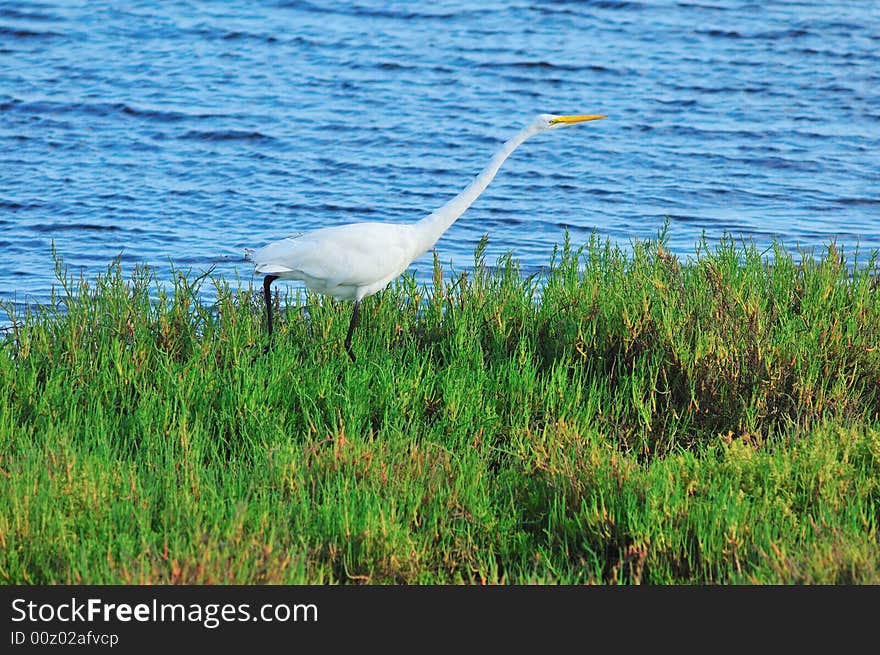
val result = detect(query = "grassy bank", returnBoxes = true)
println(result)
[1,233,879,584]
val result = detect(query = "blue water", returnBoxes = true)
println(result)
[2,1,879,313]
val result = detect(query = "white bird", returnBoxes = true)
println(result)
[250,112,605,361]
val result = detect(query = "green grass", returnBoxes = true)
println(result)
[2,231,879,584]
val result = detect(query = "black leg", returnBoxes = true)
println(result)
[344,300,360,362]
[263,274,278,339]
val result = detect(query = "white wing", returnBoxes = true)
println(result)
[252,222,419,296]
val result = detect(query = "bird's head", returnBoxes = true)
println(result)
[534,113,606,133]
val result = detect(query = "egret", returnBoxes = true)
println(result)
[250,112,605,361]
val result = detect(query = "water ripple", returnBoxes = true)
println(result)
[0,0,877,310]
[0,25,61,38]
[178,130,276,142]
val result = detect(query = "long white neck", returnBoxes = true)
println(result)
[411,122,540,258]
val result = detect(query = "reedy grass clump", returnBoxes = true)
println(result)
[1,232,878,584]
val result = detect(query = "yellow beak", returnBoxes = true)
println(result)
[549,114,607,125]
